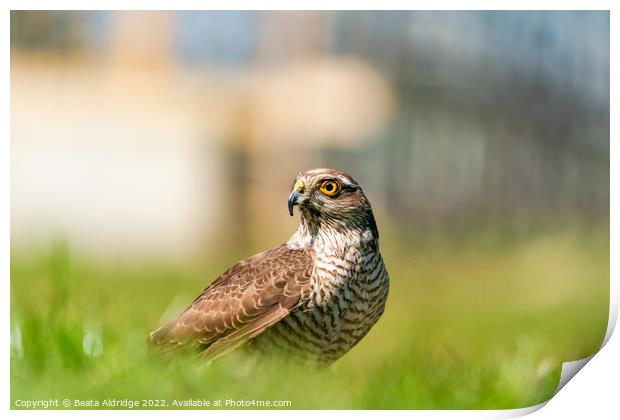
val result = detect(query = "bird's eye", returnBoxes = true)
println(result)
[319,180,340,196]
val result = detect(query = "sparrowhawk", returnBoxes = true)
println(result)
[150,168,389,365]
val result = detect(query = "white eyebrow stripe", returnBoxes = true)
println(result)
[306,168,331,175]
[299,169,356,187]
[336,176,355,186]
[315,175,353,187]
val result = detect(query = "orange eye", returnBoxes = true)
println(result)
[319,180,340,196]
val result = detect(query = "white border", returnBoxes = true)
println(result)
[2,2,616,419]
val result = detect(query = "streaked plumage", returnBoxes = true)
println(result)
[150,168,389,365]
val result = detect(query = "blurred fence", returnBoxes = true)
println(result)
[10,11,609,256]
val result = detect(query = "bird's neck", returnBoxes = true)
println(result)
[287,213,378,255]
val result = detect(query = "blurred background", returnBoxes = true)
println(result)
[10,11,609,409]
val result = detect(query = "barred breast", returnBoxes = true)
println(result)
[251,229,389,365]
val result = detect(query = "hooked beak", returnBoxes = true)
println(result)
[288,180,307,216]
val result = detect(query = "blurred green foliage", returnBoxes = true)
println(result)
[10,228,608,409]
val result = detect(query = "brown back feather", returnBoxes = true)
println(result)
[149,244,314,362]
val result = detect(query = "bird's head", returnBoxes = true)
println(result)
[288,168,377,236]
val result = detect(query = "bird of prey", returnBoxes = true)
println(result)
[150,168,389,365]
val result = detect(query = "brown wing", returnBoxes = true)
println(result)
[149,244,313,361]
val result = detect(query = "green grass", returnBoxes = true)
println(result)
[10,228,609,409]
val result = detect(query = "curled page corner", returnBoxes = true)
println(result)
[555,284,617,392]
[509,294,617,416]
[547,315,614,400]
[499,355,600,417]
[546,292,617,401]
[554,356,595,395]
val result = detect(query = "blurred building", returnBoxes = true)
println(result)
[10,11,609,258]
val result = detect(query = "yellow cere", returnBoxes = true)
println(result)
[294,180,305,193]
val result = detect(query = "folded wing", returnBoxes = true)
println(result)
[149,244,313,361]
